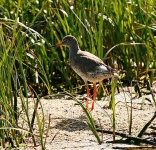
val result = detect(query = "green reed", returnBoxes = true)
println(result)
[0,0,155,148]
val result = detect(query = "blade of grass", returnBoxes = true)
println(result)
[65,92,102,144]
[110,77,118,142]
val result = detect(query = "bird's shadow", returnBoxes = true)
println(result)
[52,118,89,132]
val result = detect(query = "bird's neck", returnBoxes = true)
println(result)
[69,45,80,55]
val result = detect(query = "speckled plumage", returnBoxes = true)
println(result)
[57,35,117,83]
[55,35,118,110]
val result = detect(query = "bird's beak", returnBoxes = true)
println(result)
[55,42,63,47]
[50,41,63,48]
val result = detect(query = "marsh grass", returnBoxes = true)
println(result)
[0,0,156,148]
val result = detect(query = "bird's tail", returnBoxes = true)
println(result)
[112,69,119,77]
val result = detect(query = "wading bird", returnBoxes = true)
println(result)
[54,35,118,110]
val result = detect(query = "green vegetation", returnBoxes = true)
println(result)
[0,0,155,148]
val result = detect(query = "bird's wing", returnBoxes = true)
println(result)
[78,51,104,65]
[76,51,113,74]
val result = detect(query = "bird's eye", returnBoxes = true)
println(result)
[63,39,69,43]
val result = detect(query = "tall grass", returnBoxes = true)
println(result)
[0,0,155,148]
[51,0,156,87]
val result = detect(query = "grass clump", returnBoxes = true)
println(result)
[0,0,155,148]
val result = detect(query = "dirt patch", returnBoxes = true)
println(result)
[23,87,156,149]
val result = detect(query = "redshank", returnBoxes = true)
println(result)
[54,35,118,110]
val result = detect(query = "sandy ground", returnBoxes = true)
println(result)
[22,86,156,150]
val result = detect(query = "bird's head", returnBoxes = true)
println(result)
[55,35,79,48]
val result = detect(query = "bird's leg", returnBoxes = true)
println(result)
[91,83,97,110]
[86,82,90,109]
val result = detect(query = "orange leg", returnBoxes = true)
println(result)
[91,83,97,110]
[86,82,90,109]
